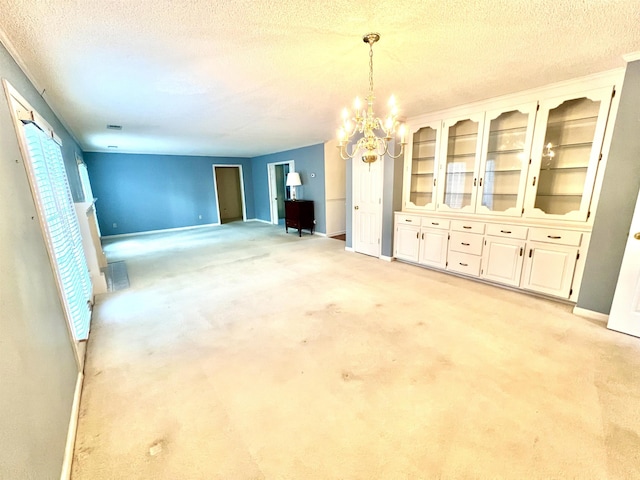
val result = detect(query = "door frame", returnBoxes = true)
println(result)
[351,153,384,258]
[212,165,247,224]
[267,160,295,224]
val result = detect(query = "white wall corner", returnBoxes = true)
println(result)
[573,306,609,323]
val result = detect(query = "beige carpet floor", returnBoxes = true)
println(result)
[72,222,640,479]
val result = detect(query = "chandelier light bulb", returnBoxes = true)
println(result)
[385,116,393,130]
[354,97,362,111]
[342,108,349,120]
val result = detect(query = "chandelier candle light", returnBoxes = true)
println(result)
[337,33,407,164]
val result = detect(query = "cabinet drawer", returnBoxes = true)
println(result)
[449,231,483,256]
[447,251,481,276]
[451,219,485,234]
[421,217,450,230]
[396,214,422,225]
[529,228,583,246]
[486,224,528,240]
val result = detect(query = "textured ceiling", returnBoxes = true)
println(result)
[0,0,639,157]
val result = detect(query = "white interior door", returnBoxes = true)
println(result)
[608,187,640,338]
[352,156,383,257]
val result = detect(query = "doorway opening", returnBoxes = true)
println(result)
[213,165,247,224]
[267,160,295,224]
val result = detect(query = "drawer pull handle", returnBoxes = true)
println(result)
[421,233,424,240]
[461,242,470,246]
[431,222,439,225]
[459,262,468,266]
[519,247,523,256]
[463,226,472,229]
[547,235,561,239]
[416,232,419,239]
[406,219,412,222]
[500,230,512,234]
[532,176,537,186]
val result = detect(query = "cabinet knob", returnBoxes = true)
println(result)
[354,206,359,210]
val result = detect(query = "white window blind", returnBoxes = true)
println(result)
[23,122,92,341]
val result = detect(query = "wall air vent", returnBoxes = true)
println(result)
[107,145,118,149]
[106,124,122,130]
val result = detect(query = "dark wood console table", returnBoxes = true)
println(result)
[285,200,314,237]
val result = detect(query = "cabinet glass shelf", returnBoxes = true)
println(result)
[487,148,527,155]
[539,166,588,172]
[546,115,598,128]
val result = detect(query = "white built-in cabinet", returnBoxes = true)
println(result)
[394,73,620,301]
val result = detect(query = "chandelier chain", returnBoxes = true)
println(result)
[369,42,374,96]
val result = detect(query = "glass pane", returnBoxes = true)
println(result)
[534,97,600,215]
[481,110,529,212]
[410,126,437,207]
[444,119,478,209]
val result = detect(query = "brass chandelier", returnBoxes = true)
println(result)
[337,33,406,164]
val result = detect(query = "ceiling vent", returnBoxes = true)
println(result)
[106,124,122,130]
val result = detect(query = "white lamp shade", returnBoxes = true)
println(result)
[286,172,302,187]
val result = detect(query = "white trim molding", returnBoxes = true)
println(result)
[102,222,221,239]
[60,372,84,480]
[573,306,609,323]
[380,255,394,262]
[623,51,640,63]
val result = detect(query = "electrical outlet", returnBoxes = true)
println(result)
[112,222,117,228]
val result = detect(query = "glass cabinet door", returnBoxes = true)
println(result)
[476,104,537,216]
[525,87,613,221]
[405,122,441,210]
[438,114,484,213]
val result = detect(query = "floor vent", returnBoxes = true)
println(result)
[102,261,130,292]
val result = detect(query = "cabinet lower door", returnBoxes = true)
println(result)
[481,237,525,287]
[419,228,448,268]
[395,224,420,262]
[522,243,578,298]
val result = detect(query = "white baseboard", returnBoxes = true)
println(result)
[314,232,326,237]
[573,306,609,323]
[380,255,394,262]
[247,218,272,224]
[102,222,221,239]
[60,372,84,480]
[345,246,354,252]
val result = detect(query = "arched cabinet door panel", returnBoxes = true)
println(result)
[404,120,442,211]
[437,112,486,214]
[475,102,538,217]
[523,86,614,222]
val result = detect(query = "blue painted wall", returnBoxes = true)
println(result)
[85,152,253,236]
[252,143,327,234]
